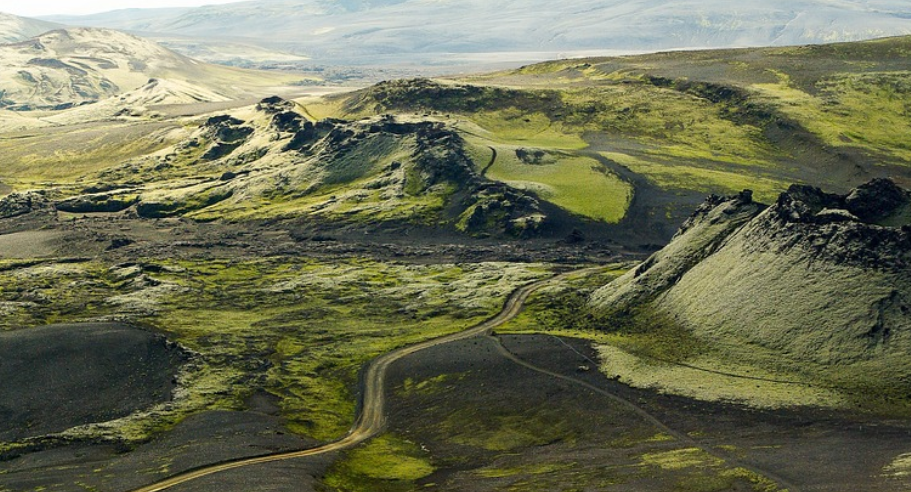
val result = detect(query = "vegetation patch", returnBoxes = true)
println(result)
[0,256,549,449]
[321,434,434,492]
[477,142,632,223]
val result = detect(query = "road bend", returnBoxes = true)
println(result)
[130,268,597,492]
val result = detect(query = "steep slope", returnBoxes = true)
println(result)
[0,12,61,43]
[0,27,301,111]
[46,0,911,65]
[590,179,911,403]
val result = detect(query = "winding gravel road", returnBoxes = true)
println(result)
[130,269,592,492]
[130,266,797,492]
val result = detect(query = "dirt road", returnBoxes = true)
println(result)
[130,269,593,492]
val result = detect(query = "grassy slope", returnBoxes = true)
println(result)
[0,122,186,188]
[583,183,911,414]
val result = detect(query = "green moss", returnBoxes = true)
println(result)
[0,257,549,448]
[754,71,911,163]
[443,406,575,452]
[397,373,466,397]
[322,434,434,492]
[0,122,181,184]
[601,151,786,204]
[466,110,587,149]
[150,258,550,441]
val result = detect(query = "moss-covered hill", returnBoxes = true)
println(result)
[7,36,911,249]
[308,36,911,246]
[589,178,911,408]
[16,96,610,240]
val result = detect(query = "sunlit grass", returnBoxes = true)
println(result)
[478,143,632,223]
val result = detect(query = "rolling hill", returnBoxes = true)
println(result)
[44,0,911,66]
[0,12,61,44]
[0,27,304,111]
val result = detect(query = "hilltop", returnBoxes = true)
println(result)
[0,12,61,43]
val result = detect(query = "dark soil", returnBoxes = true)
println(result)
[0,323,185,442]
[381,334,911,491]
[0,408,328,492]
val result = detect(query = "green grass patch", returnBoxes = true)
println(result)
[477,144,632,222]
[601,151,786,204]
[0,122,182,185]
[322,434,434,492]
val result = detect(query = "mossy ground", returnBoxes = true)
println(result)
[0,256,550,447]
[0,122,184,187]
[321,434,435,492]
[366,319,790,492]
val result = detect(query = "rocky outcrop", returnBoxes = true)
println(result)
[201,115,255,161]
[342,78,561,116]
[591,179,911,392]
[55,194,138,214]
[0,192,53,219]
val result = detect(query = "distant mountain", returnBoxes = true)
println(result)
[44,0,911,65]
[0,27,301,111]
[0,12,61,44]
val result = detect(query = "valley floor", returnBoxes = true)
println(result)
[3,331,910,491]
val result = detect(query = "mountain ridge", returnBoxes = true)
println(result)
[0,12,62,44]
[0,26,304,113]
[42,0,911,66]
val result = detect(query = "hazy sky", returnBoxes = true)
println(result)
[5,1,243,17]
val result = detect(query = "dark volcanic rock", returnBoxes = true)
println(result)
[55,194,138,214]
[201,115,254,161]
[762,179,911,272]
[844,178,909,223]
[258,96,306,133]
[0,191,52,219]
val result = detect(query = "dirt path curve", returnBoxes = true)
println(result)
[129,268,599,492]
[490,335,802,492]
[480,146,498,176]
